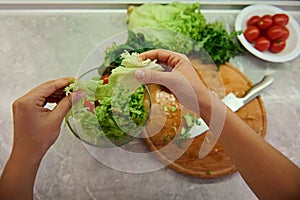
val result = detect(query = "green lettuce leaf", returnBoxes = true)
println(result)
[127,2,206,41]
[65,51,158,145]
[127,2,243,66]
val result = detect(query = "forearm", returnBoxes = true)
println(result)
[0,77,73,200]
[221,108,300,199]
[201,93,300,199]
[0,149,41,200]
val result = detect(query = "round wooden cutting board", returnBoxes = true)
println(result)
[142,60,267,178]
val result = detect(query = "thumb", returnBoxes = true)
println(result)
[52,91,85,121]
[135,69,178,88]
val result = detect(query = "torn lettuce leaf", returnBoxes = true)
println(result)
[65,51,158,145]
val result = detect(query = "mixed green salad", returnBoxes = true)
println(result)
[65,51,162,146]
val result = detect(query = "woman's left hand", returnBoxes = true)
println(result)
[11,77,83,161]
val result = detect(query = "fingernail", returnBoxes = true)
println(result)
[73,91,85,102]
[135,69,145,80]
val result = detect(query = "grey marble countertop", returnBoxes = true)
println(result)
[0,2,299,200]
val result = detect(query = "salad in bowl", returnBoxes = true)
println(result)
[65,51,162,147]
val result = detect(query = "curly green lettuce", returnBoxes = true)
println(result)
[127,2,206,41]
[127,2,243,66]
[65,51,161,146]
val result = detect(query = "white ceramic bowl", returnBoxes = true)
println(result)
[235,4,300,62]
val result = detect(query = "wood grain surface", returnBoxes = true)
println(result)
[142,60,267,178]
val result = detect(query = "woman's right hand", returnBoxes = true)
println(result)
[135,49,211,114]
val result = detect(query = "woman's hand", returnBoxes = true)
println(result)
[0,77,84,200]
[135,49,211,114]
[12,77,84,161]
[135,49,300,199]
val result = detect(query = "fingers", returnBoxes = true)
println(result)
[140,49,187,68]
[24,77,74,107]
[28,77,74,101]
[41,77,75,98]
[45,88,65,104]
[52,91,85,121]
[135,68,200,113]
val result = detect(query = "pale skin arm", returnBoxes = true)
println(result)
[0,78,84,200]
[135,49,300,200]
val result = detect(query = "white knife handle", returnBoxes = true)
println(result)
[241,75,274,104]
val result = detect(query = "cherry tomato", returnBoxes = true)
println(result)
[254,37,271,52]
[102,74,109,84]
[257,15,273,30]
[269,39,286,53]
[280,26,290,40]
[272,13,289,26]
[247,15,261,26]
[267,25,285,40]
[244,26,260,42]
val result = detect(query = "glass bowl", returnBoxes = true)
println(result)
[66,67,151,148]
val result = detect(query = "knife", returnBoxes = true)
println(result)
[188,75,274,138]
[221,75,274,112]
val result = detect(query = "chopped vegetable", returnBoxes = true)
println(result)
[183,113,195,127]
[94,86,147,139]
[102,74,109,84]
[175,113,200,148]
[170,106,177,112]
[176,127,189,148]
[183,113,201,127]
[163,104,168,112]
[64,79,75,96]
[206,170,211,175]
[162,104,177,113]
[163,134,170,142]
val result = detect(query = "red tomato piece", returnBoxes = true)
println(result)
[257,15,273,30]
[267,25,285,41]
[269,39,286,53]
[102,74,109,85]
[247,15,261,26]
[272,13,289,26]
[254,37,271,52]
[244,26,260,43]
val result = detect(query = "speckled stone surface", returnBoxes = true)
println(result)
[0,4,299,200]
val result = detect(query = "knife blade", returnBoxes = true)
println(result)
[188,75,274,138]
[221,75,274,112]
